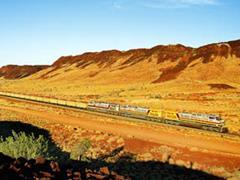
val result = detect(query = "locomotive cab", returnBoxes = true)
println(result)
[208,115,224,124]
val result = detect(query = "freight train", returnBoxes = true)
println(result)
[87,101,227,132]
[0,92,227,133]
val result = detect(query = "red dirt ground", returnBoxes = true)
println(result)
[1,98,240,175]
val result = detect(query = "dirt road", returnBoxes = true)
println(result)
[1,100,240,156]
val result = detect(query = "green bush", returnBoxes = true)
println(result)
[0,130,54,159]
[70,138,91,161]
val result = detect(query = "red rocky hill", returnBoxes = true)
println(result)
[0,65,49,79]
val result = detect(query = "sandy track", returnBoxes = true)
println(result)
[1,101,240,157]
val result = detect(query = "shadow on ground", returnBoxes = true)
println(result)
[0,120,50,138]
[70,147,223,180]
[0,121,222,179]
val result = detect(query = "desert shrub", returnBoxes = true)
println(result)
[70,138,91,161]
[0,130,54,159]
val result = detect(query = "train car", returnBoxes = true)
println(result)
[23,95,31,100]
[66,101,77,107]
[119,104,149,115]
[148,109,179,120]
[108,103,120,111]
[148,109,162,117]
[178,112,224,126]
[176,112,225,132]
[49,98,59,104]
[57,100,67,106]
[162,111,179,121]
[36,96,43,101]
[148,109,181,125]
[28,96,36,101]
[14,94,22,98]
[88,101,110,109]
[40,97,50,103]
[75,102,88,109]
[18,94,25,99]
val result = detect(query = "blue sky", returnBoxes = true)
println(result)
[0,0,239,66]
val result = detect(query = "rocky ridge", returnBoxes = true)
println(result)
[0,39,240,84]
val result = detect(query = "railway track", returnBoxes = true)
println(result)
[0,92,239,140]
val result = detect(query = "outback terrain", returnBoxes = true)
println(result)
[0,39,240,131]
[0,39,240,179]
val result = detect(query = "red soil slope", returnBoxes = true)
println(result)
[0,65,49,79]
[37,39,240,84]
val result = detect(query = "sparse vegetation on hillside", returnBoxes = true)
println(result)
[0,130,55,159]
[70,138,91,161]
